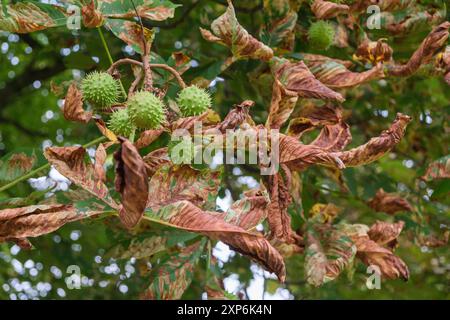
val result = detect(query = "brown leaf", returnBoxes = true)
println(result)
[421,155,450,181]
[287,103,343,138]
[199,0,273,61]
[417,231,449,248]
[114,138,149,229]
[302,53,354,69]
[135,129,164,149]
[142,148,171,176]
[368,220,405,249]
[153,200,286,281]
[307,60,385,89]
[94,143,107,183]
[311,0,349,20]
[211,191,269,230]
[63,83,92,123]
[368,189,413,215]
[266,172,299,244]
[273,58,345,102]
[44,146,118,209]
[82,0,104,28]
[279,134,345,171]
[389,22,450,77]
[354,39,393,64]
[354,236,409,280]
[216,100,254,133]
[331,113,411,167]
[267,59,344,129]
[0,204,96,242]
[147,164,221,210]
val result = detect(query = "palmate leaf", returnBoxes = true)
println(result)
[142,239,206,300]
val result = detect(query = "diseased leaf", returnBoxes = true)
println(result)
[147,164,221,210]
[354,39,393,64]
[331,113,411,167]
[305,224,356,286]
[215,100,254,133]
[368,189,414,215]
[342,221,410,280]
[306,60,385,89]
[81,0,104,28]
[311,0,349,20]
[114,137,149,229]
[0,150,39,182]
[266,172,299,244]
[389,22,450,77]
[44,146,118,209]
[135,129,164,149]
[63,83,92,124]
[0,1,68,33]
[267,58,344,128]
[0,204,98,244]
[94,143,107,183]
[142,240,205,300]
[200,0,273,61]
[421,155,450,181]
[99,0,180,21]
[106,19,154,54]
[146,200,286,281]
[260,0,297,50]
[106,230,197,260]
[211,190,269,230]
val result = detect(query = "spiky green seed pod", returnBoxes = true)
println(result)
[308,21,335,50]
[127,91,165,129]
[81,71,120,109]
[108,108,134,137]
[177,85,212,117]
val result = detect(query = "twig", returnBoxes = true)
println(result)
[108,59,187,89]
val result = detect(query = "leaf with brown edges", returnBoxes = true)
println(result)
[311,0,349,20]
[199,0,273,61]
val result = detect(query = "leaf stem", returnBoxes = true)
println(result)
[97,27,127,97]
[0,136,107,193]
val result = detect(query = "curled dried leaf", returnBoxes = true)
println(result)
[354,236,409,280]
[331,113,411,167]
[389,22,450,77]
[354,39,393,64]
[307,60,385,89]
[368,189,413,215]
[135,129,164,149]
[63,83,92,123]
[216,100,254,133]
[266,172,299,244]
[199,0,273,61]
[114,138,149,229]
[94,143,107,183]
[367,220,405,249]
[311,0,349,20]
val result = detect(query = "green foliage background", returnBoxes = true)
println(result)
[0,0,448,299]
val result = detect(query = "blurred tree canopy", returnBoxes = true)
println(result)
[0,0,449,300]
